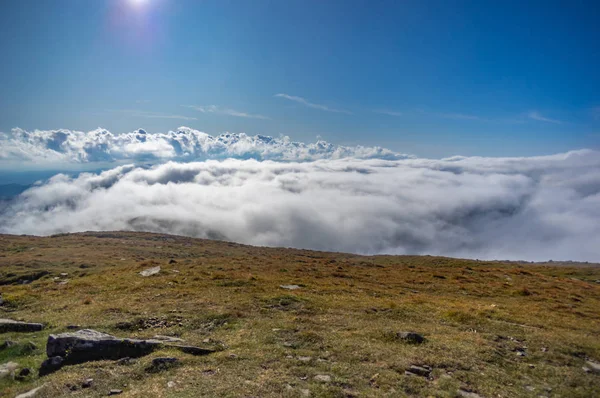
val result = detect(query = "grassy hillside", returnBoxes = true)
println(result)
[1,232,599,397]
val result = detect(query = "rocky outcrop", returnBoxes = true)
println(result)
[39,329,216,376]
[0,319,44,333]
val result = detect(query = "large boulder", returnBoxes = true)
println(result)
[0,319,44,333]
[46,329,162,364]
[40,329,216,376]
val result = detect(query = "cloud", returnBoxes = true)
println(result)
[185,105,270,120]
[528,111,562,124]
[115,110,197,121]
[1,150,599,262]
[374,110,403,117]
[275,94,352,114]
[0,127,411,164]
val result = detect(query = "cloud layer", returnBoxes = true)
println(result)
[0,127,408,164]
[1,150,599,261]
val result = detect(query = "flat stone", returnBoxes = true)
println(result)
[0,361,19,379]
[458,389,484,398]
[314,374,331,382]
[280,284,301,290]
[405,365,431,377]
[0,319,44,333]
[139,266,161,277]
[108,389,123,395]
[147,357,179,372]
[153,335,185,343]
[172,345,216,356]
[585,360,600,374]
[298,356,312,362]
[15,384,46,398]
[46,329,162,363]
[39,329,215,375]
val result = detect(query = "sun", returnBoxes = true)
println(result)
[128,0,148,7]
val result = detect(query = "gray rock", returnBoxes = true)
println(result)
[0,319,44,333]
[82,378,94,388]
[405,365,431,377]
[46,329,161,365]
[15,384,47,398]
[153,335,185,343]
[396,331,425,344]
[147,357,179,372]
[585,360,600,374]
[171,345,215,356]
[0,361,19,379]
[458,389,484,398]
[108,389,123,395]
[140,266,161,277]
[39,356,64,376]
[314,374,331,382]
[280,284,301,290]
[39,329,214,375]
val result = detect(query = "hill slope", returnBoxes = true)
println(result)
[1,232,599,397]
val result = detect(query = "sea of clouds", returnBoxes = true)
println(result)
[0,128,599,262]
[0,127,408,163]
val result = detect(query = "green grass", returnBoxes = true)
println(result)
[0,231,599,397]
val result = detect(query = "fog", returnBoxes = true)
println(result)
[1,149,598,262]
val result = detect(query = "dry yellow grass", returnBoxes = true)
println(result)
[1,231,599,397]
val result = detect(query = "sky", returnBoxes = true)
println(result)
[1,0,599,158]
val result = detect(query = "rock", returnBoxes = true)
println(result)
[585,360,600,374]
[82,378,94,388]
[0,361,19,379]
[396,331,425,344]
[46,329,162,364]
[168,259,177,264]
[298,356,312,362]
[147,357,179,372]
[300,389,311,397]
[405,365,431,377]
[39,329,214,375]
[140,266,161,277]
[458,390,484,398]
[117,357,136,365]
[0,319,44,333]
[280,284,301,290]
[15,384,46,398]
[39,356,64,376]
[108,389,123,395]
[66,325,80,330]
[171,345,216,356]
[167,381,176,388]
[18,367,31,377]
[153,335,185,343]
[314,374,331,382]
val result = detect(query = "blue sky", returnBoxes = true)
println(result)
[1,0,599,157]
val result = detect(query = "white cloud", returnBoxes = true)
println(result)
[275,94,352,114]
[528,111,562,124]
[374,110,403,117]
[185,105,270,120]
[1,150,599,262]
[0,127,410,164]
